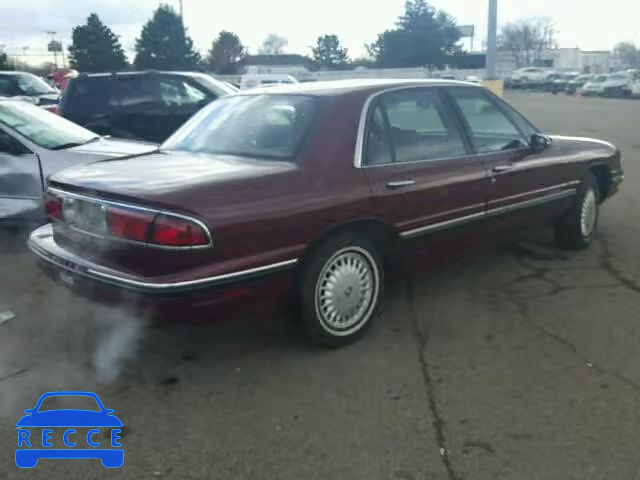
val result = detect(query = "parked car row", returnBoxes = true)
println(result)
[509,67,640,98]
[23,79,623,346]
[0,71,60,109]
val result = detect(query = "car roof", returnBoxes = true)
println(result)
[76,70,211,78]
[236,78,480,97]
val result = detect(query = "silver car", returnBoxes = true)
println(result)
[0,100,157,225]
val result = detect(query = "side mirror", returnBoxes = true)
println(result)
[24,409,33,414]
[530,133,551,154]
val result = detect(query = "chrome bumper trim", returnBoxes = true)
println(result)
[28,225,297,293]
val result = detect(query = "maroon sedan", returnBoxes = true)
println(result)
[29,80,623,346]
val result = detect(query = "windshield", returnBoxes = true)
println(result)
[15,73,56,95]
[0,100,97,149]
[162,94,319,160]
[608,74,627,81]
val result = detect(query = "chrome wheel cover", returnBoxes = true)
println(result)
[315,246,380,336]
[580,189,597,237]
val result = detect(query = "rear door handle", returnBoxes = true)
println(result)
[493,164,515,173]
[386,180,416,190]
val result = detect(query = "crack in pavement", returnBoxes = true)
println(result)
[405,275,462,480]
[504,245,640,393]
[512,298,640,393]
[597,235,640,295]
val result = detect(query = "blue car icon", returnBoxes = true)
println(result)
[16,391,124,468]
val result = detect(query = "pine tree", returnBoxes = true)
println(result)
[134,4,202,70]
[68,13,128,72]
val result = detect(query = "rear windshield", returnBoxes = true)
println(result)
[162,94,319,160]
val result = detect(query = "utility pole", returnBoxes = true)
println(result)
[486,0,498,79]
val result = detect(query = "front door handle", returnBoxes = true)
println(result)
[386,180,416,190]
[493,164,515,173]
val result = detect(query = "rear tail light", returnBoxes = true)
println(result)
[44,192,63,220]
[106,207,155,242]
[46,191,210,248]
[150,214,209,247]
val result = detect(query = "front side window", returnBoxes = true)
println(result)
[448,87,528,153]
[0,129,29,155]
[0,101,97,150]
[379,88,466,164]
[162,94,319,160]
[159,77,210,107]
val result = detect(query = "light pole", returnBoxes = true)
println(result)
[486,0,498,79]
[46,30,58,68]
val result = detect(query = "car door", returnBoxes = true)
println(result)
[158,75,217,138]
[0,128,43,222]
[361,87,491,252]
[446,86,576,234]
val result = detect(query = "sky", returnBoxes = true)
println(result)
[1,0,639,66]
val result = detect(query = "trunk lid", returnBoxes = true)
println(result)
[48,150,297,209]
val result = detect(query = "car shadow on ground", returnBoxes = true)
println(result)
[120,229,566,386]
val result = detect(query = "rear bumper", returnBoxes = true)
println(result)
[28,224,298,296]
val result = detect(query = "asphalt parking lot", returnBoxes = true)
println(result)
[1,91,640,479]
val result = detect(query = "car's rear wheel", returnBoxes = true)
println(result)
[300,234,383,347]
[554,173,600,250]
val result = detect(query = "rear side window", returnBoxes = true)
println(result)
[0,77,18,96]
[377,88,466,164]
[112,75,160,108]
[364,104,392,166]
[61,77,110,117]
[448,87,528,153]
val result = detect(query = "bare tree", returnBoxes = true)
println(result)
[499,17,557,68]
[259,34,288,55]
[613,42,639,68]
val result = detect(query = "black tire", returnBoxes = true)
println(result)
[554,173,600,250]
[300,233,384,347]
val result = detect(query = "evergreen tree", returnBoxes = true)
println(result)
[134,4,202,70]
[68,13,128,72]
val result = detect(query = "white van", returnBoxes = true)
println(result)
[239,74,299,90]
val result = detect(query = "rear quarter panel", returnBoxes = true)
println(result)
[198,93,377,266]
